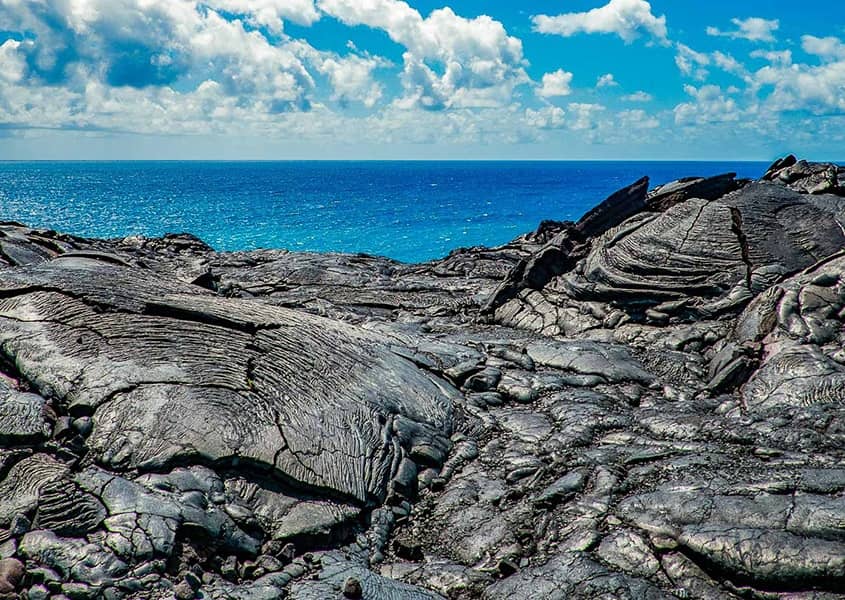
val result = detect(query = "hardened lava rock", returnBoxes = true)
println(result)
[1,156,845,599]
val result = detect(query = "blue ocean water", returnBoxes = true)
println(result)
[0,161,769,263]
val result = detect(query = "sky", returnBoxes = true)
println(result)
[0,0,843,160]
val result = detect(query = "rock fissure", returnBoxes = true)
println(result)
[729,207,753,291]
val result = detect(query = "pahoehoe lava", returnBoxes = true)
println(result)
[0,155,845,599]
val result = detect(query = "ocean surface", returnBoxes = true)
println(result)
[0,161,770,263]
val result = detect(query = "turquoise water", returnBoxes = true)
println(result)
[0,161,769,263]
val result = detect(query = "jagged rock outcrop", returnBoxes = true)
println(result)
[1,157,845,599]
[762,154,845,195]
[492,177,845,336]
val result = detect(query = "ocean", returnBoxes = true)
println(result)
[0,161,770,263]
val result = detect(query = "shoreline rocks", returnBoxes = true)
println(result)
[1,156,845,598]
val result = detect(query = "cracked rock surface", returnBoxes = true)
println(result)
[1,155,845,599]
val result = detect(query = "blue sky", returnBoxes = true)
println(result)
[0,0,843,160]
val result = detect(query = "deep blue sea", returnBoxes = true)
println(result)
[0,161,770,263]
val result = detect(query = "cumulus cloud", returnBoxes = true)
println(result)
[801,35,845,61]
[617,108,659,129]
[738,35,845,117]
[754,54,845,115]
[706,17,779,43]
[0,39,27,84]
[1,0,839,155]
[317,0,528,110]
[567,103,606,130]
[536,69,573,98]
[524,103,607,132]
[596,73,618,88]
[674,85,741,125]
[750,49,792,66]
[0,0,316,103]
[0,0,410,138]
[622,91,653,102]
[704,35,845,119]
[532,0,668,45]
[0,0,538,146]
[525,106,566,129]
[314,53,387,108]
[204,0,320,31]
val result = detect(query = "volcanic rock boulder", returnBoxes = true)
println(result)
[575,176,650,238]
[0,224,71,268]
[483,175,653,317]
[494,181,845,335]
[763,156,845,195]
[646,172,742,212]
[733,251,845,416]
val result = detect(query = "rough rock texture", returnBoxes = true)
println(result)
[2,156,845,599]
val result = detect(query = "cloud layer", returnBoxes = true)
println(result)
[0,1,843,157]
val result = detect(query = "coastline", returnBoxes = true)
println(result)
[1,156,845,598]
[0,160,772,264]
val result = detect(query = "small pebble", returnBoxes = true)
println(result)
[9,514,30,536]
[280,542,296,562]
[184,571,201,591]
[71,416,93,436]
[342,576,363,599]
[0,558,24,594]
[27,584,49,600]
[52,415,73,439]
[220,555,238,580]
[0,540,16,560]
[173,581,195,600]
[60,582,96,600]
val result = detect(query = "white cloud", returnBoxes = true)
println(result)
[318,0,528,110]
[531,0,668,45]
[675,45,749,81]
[314,53,387,107]
[712,51,749,78]
[744,35,845,116]
[537,69,573,98]
[675,43,711,80]
[706,17,779,43]
[3,0,840,156]
[801,35,845,61]
[525,106,566,129]
[567,103,606,130]
[622,91,653,102]
[674,85,741,125]
[733,35,845,118]
[596,73,618,88]
[0,0,421,140]
[0,0,540,148]
[204,0,320,31]
[617,108,660,129]
[524,103,607,132]
[751,49,792,66]
[0,0,317,105]
[0,39,27,84]
[754,57,845,115]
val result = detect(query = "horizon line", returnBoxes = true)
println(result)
[0,157,808,164]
